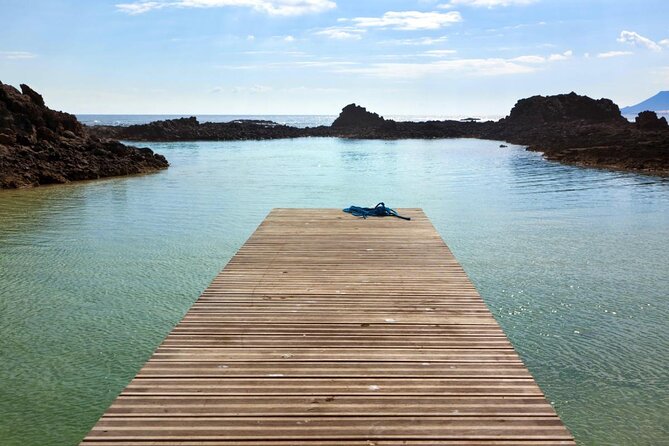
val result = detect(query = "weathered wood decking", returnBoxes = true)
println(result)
[81,208,574,445]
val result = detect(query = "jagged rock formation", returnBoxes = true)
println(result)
[331,104,385,129]
[0,82,168,188]
[502,92,627,126]
[635,111,668,130]
[491,96,668,175]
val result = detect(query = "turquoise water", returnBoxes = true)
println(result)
[1,137,668,445]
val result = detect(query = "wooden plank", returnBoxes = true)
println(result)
[80,209,574,445]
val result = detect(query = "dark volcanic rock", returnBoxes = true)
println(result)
[635,111,668,130]
[487,93,669,175]
[0,82,168,188]
[331,104,385,129]
[503,92,627,127]
[92,116,306,142]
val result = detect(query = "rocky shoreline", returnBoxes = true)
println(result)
[3,83,667,189]
[89,93,668,177]
[0,82,168,189]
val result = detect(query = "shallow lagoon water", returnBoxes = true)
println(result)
[0,137,668,445]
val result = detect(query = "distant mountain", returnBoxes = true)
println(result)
[621,91,669,114]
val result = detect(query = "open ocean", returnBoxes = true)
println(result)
[76,114,505,127]
[76,112,669,127]
[1,120,668,445]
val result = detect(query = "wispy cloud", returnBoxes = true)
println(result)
[509,50,571,64]
[337,58,537,78]
[0,51,37,60]
[348,11,462,31]
[336,50,570,78]
[116,0,336,16]
[212,84,273,93]
[241,50,306,56]
[314,26,365,40]
[381,36,449,46]
[443,0,537,7]
[510,55,546,64]
[225,59,359,70]
[547,49,572,61]
[597,50,633,59]
[117,1,166,14]
[617,30,661,51]
[422,49,457,57]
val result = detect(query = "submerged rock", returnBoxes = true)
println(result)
[0,81,168,188]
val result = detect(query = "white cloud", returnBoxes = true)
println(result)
[226,59,359,70]
[596,50,633,59]
[314,26,365,40]
[447,0,536,7]
[241,50,305,56]
[116,0,336,16]
[0,51,37,60]
[337,58,537,78]
[336,48,572,78]
[247,34,255,41]
[292,60,358,68]
[284,35,296,42]
[351,11,462,31]
[213,85,273,93]
[510,55,545,63]
[422,49,457,57]
[547,50,572,61]
[659,39,669,47]
[116,1,167,13]
[617,30,661,52]
[508,50,571,64]
[381,36,449,46]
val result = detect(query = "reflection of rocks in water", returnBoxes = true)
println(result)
[0,82,168,188]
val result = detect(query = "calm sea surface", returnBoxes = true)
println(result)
[1,130,668,445]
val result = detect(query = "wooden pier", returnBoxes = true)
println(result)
[81,208,574,445]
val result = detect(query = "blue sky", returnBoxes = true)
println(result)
[1,0,668,115]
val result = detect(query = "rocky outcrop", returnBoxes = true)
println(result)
[92,116,306,142]
[635,111,668,130]
[502,92,627,127]
[331,104,385,129]
[0,82,168,188]
[491,98,668,175]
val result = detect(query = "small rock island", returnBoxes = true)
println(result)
[0,82,168,188]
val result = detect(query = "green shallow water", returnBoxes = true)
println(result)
[0,138,668,445]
